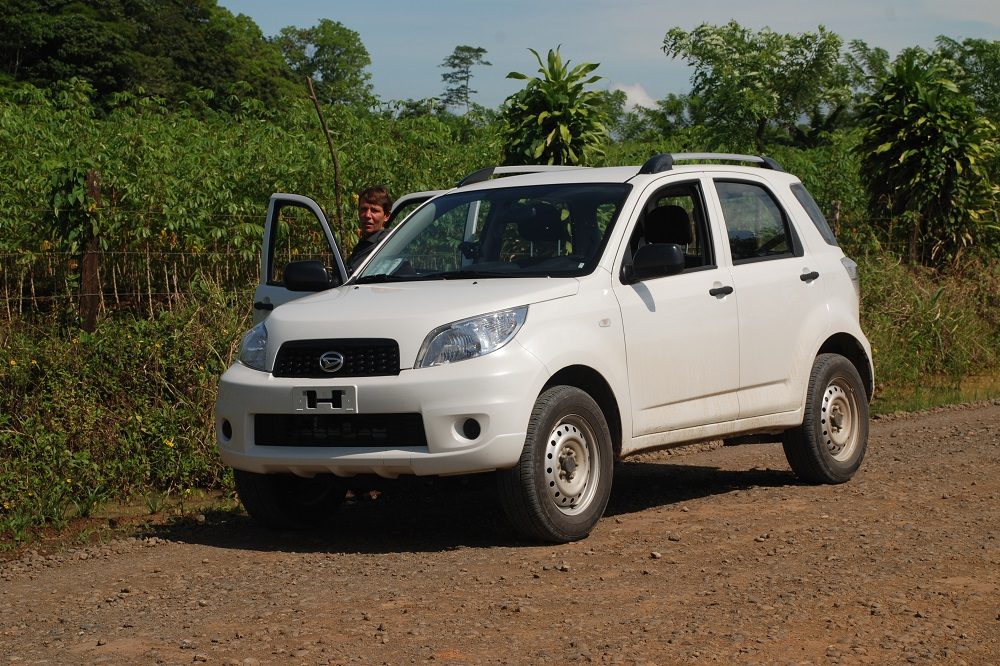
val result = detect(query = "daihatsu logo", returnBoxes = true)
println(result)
[318,351,345,373]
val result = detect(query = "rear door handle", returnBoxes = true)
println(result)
[800,271,820,282]
[709,286,734,297]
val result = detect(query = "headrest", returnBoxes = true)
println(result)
[509,203,568,243]
[644,205,691,245]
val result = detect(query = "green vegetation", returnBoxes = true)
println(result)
[856,48,998,268]
[1,6,999,545]
[0,284,245,543]
[0,0,299,110]
[860,258,1000,412]
[500,48,610,165]
[440,45,492,113]
[274,19,374,108]
[662,22,849,150]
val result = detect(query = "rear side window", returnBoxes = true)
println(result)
[790,183,838,246]
[715,180,798,263]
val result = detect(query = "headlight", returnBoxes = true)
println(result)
[239,322,268,371]
[416,306,528,368]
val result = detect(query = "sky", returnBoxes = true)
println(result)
[218,0,1000,110]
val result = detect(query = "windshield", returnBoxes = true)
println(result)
[355,183,630,283]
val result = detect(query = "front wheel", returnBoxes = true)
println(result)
[497,386,614,543]
[234,469,346,529]
[782,353,869,484]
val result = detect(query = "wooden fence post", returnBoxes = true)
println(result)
[80,170,101,332]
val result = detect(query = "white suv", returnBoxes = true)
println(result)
[216,153,873,543]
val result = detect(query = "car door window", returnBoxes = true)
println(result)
[267,202,340,286]
[627,181,714,271]
[714,180,797,263]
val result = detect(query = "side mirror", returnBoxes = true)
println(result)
[283,260,339,292]
[623,244,685,283]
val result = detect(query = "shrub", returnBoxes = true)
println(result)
[0,280,248,542]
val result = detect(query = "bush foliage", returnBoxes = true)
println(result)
[0,282,246,542]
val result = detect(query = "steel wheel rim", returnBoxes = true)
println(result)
[543,414,600,515]
[822,378,860,461]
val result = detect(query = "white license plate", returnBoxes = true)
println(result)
[292,385,357,413]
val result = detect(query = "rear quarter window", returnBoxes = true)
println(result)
[790,183,838,247]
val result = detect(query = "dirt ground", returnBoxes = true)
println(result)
[2,401,999,665]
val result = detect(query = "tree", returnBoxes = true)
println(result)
[856,48,997,268]
[935,36,1000,122]
[274,19,373,107]
[0,0,299,110]
[500,47,609,166]
[439,45,491,113]
[662,21,849,150]
[0,0,138,102]
[843,39,891,98]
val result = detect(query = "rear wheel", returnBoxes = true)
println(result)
[783,353,869,484]
[498,386,614,543]
[234,469,346,529]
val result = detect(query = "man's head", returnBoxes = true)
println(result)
[358,185,393,238]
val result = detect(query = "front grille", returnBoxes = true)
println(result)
[254,414,426,447]
[273,338,400,378]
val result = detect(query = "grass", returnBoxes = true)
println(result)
[860,256,1000,414]
[872,374,1000,415]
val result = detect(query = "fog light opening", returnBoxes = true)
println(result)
[221,419,233,441]
[461,418,481,440]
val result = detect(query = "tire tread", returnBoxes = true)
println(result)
[497,386,613,543]
[783,353,869,484]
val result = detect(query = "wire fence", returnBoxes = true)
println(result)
[0,234,927,324]
[0,250,259,321]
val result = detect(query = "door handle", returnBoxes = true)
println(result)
[253,301,274,311]
[800,271,820,282]
[709,286,734,297]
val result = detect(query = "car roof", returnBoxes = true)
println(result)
[398,154,798,202]
[455,164,799,192]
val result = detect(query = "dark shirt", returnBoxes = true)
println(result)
[345,227,390,275]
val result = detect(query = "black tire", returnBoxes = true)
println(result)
[782,353,869,484]
[497,386,614,543]
[234,469,346,529]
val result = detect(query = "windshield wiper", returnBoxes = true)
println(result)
[420,269,510,280]
[354,269,512,284]
[352,273,418,284]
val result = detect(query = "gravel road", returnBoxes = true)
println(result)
[2,401,999,665]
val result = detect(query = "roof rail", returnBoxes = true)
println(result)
[638,152,784,174]
[456,164,585,187]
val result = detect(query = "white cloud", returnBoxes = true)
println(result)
[611,83,656,110]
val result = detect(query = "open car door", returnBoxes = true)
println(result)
[252,193,348,324]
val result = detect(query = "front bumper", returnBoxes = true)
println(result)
[215,343,544,478]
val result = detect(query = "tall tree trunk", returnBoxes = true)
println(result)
[307,77,343,237]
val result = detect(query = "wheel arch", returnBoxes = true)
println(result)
[818,333,874,402]
[542,365,623,459]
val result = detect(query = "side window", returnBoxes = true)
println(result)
[267,203,338,285]
[790,183,838,246]
[628,181,713,271]
[714,180,796,263]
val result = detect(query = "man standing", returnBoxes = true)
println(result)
[345,185,393,274]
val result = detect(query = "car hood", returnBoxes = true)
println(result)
[263,278,580,368]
